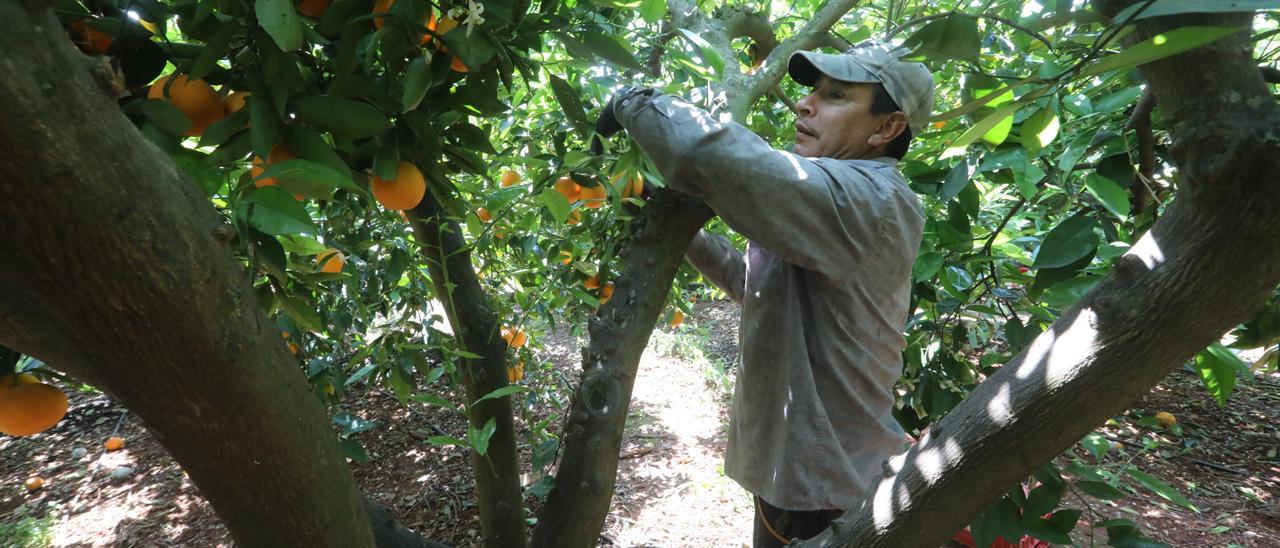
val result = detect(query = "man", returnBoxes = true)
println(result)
[594,40,934,546]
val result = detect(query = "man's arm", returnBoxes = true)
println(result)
[613,91,893,279]
[685,230,746,304]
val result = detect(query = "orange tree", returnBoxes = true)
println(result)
[2,0,1280,546]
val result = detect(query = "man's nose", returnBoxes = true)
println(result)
[795,92,815,116]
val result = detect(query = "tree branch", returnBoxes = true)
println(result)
[1126,87,1160,214]
[745,0,863,104]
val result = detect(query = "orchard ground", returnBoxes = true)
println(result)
[1,300,1277,547]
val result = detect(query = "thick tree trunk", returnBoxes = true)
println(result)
[1,3,447,546]
[0,1,380,546]
[802,7,1280,546]
[409,198,528,548]
[531,192,713,547]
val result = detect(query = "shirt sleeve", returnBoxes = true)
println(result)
[614,91,897,279]
[685,230,746,304]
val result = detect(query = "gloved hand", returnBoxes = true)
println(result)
[590,86,655,155]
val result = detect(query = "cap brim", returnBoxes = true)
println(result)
[787,51,879,87]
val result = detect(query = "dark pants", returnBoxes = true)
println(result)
[752,496,844,547]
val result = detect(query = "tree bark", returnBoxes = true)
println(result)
[799,6,1280,546]
[0,1,380,546]
[531,192,713,548]
[408,197,528,548]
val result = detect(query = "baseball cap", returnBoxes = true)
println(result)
[788,39,936,136]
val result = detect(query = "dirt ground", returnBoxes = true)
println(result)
[1,299,1277,547]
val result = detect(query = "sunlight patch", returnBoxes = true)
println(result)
[1126,235,1165,270]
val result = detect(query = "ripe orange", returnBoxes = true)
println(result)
[567,209,581,225]
[507,361,524,383]
[223,91,250,114]
[476,207,492,222]
[317,248,345,273]
[25,477,44,491]
[251,146,296,188]
[669,309,685,327]
[584,275,600,290]
[598,282,615,304]
[0,373,39,397]
[296,0,331,18]
[288,342,300,355]
[554,176,582,202]
[70,20,113,55]
[148,74,225,136]
[500,170,521,187]
[373,0,435,45]
[501,326,527,348]
[0,383,68,436]
[450,55,469,73]
[371,161,427,211]
[1154,411,1176,428]
[931,120,947,129]
[281,331,290,339]
[611,172,644,199]
[579,184,607,209]
[104,436,125,451]
[558,250,573,265]
[433,16,458,50]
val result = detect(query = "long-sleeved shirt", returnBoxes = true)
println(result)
[615,90,925,511]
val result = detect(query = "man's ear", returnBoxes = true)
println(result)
[867,111,909,147]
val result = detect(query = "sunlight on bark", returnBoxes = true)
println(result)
[1017,309,1099,388]
[986,382,1013,426]
[1127,233,1166,270]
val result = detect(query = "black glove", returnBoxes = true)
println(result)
[590,86,654,155]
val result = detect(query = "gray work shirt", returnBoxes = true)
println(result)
[615,90,925,511]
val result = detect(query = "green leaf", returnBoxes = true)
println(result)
[243,186,317,235]
[970,496,1024,548]
[140,99,194,135]
[1024,483,1064,518]
[441,27,497,71]
[189,21,238,81]
[547,72,592,139]
[469,417,497,455]
[536,189,571,224]
[199,109,249,148]
[982,113,1015,146]
[373,147,399,181]
[941,102,1020,159]
[255,0,304,52]
[579,31,646,72]
[1076,480,1127,500]
[1126,468,1198,511]
[1194,342,1244,408]
[256,159,362,195]
[913,252,944,282]
[474,385,532,405]
[932,77,1041,122]
[940,159,975,201]
[1085,173,1131,220]
[448,123,497,154]
[279,294,323,332]
[291,95,393,140]
[1022,107,1060,155]
[904,14,981,62]
[1080,26,1243,78]
[676,28,725,78]
[1112,1,1280,22]
[402,56,432,113]
[1033,216,1099,269]
[1095,86,1144,114]
[639,0,666,23]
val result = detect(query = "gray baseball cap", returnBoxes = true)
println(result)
[788,39,936,136]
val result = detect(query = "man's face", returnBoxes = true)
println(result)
[793,77,900,159]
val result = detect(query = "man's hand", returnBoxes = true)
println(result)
[590,86,654,155]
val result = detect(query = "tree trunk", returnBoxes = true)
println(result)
[409,197,528,548]
[0,1,379,546]
[802,6,1280,546]
[531,192,713,547]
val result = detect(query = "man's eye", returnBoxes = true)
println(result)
[826,91,842,99]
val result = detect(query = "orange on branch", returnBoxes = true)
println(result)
[370,161,427,211]
[0,383,68,436]
[433,16,458,50]
[317,248,345,273]
[104,436,125,451]
[507,361,524,383]
[579,184,607,209]
[669,309,685,327]
[476,207,492,222]
[449,55,469,73]
[611,172,644,199]
[373,0,435,45]
[148,74,225,136]
[500,170,522,187]
[501,327,527,348]
[223,91,250,114]
[296,0,331,18]
[554,176,582,202]
[567,209,581,225]
[558,250,573,265]
[584,275,601,290]
[0,373,39,397]
[251,146,296,188]
[598,282,615,304]
[70,20,113,55]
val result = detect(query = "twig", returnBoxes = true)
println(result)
[1125,87,1161,213]
[885,11,1055,52]
[1105,435,1280,486]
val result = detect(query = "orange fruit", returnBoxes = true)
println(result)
[931,120,947,129]
[507,361,524,383]
[0,373,39,397]
[669,309,684,327]
[583,275,600,290]
[288,342,300,355]
[434,17,458,50]
[373,0,435,45]
[317,248,345,273]
[611,172,644,199]
[501,327,527,348]
[567,209,581,225]
[281,331,290,339]
[147,74,225,136]
[104,436,125,451]
[579,184,607,209]
[599,282,615,304]
[500,170,521,187]
[70,20,113,54]
[371,161,427,211]
[554,176,582,202]
[1154,411,1176,428]
[25,477,44,491]
[251,146,296,188]
[450,55,469,73]
[223,91,249,114]
[296,0,330,18]
[0,383,68,436]
[476,207,492,222]
[558,250,573,265]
